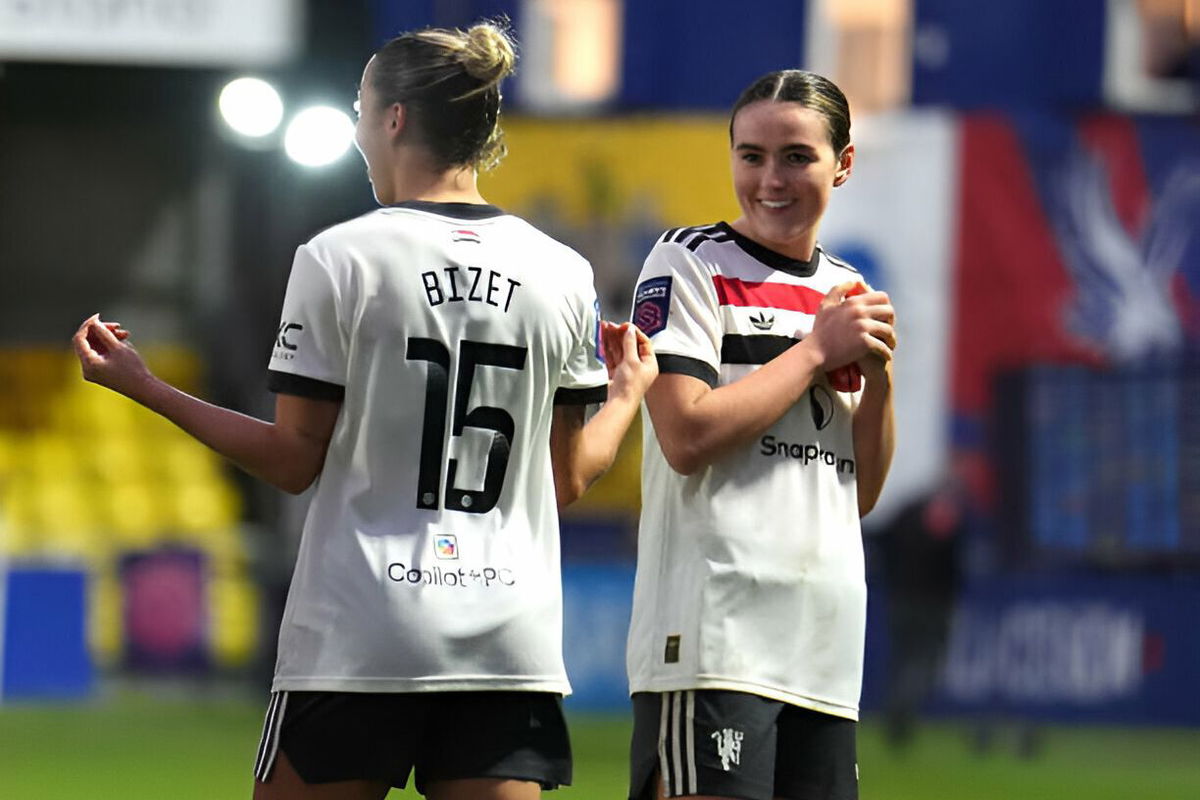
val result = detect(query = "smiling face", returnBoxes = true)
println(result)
[728,99,853,259]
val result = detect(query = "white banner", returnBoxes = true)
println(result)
[818,109,960,523]
[0,0,300,66]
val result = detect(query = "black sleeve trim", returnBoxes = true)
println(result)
[657,354,719,388]
[554,384,609,405]
[267,370,346,401]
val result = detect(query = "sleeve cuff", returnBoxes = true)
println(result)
[267,370,346,401]
[554,384,608,405]
[657,354,718,389]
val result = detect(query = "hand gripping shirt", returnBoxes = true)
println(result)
[267,201,607,694]
[627,223,867,719]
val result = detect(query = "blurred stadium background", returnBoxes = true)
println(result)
[1,0,1198,797]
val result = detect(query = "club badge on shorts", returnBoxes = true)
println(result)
[632,276,672,337]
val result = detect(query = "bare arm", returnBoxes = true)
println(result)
[73,315,340,494]
[644,341,826,475]
[647,283,896,475]
[551,322,657,509]
[549,404,590,508]
[853,358,896,517]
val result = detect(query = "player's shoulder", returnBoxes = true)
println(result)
[513,215,592,266]
[302,208,391,257]
[494,216,597,291]
[643,222,734,279]
[652,222,733,254]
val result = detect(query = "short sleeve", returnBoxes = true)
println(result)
[555,275,609,406]
[631,241,722,388]
[267,244,348,400]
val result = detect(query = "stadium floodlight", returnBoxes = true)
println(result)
[283,106,355,168]
[218,77,284,139]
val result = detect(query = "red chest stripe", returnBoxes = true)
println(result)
[712,275,823,313]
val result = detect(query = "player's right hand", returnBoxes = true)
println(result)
[805,281,896,376]
[72,314,153,398]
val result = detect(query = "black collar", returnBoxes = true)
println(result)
[716,222,821,277]
[388,200,506,220]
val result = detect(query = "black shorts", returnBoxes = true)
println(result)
[254,690,572,792]
[629,690,858,800]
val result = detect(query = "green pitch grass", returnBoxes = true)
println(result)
[0,694,1196,799]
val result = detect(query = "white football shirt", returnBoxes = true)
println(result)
[627,223,868,719]
[267,201,607,694]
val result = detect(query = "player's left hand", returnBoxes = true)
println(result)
[855,288,897,384]
[72,314,153,398]
[602,320,658,401]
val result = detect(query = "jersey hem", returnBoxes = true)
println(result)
[629,676,859,721]
[272,676,573,695]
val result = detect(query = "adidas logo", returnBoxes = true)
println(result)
[749,312,774,331]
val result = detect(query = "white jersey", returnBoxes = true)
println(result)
[267,201,607,694]
[627,223,867,719]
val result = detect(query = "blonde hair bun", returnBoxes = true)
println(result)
[460,21,517,90]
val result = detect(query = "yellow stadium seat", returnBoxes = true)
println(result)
[27,434,81,480]
[9,348,67,393]
[88,566,123,668]
[564,419,643,514]
[32,479,103,535]
[140,344,203,395]
[161,439,223,482]
[169,479,243,533]
[209,573,260,668]
[0,496,40,556]
[1,473,40,530]
[62,382,140,435]
[103,481,168,548]
[0,432,17,479]
[129,403,182,439]
[85,436,148,483]
[7,394,54,431]
[39,524,108,563]
[0,345,258,643]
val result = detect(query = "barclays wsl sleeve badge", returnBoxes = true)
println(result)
[632,276,672,337]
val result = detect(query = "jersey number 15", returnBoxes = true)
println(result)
[407,337,528,514]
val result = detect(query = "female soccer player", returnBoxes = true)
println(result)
[625,70,896,800]
[74,21,657,800]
